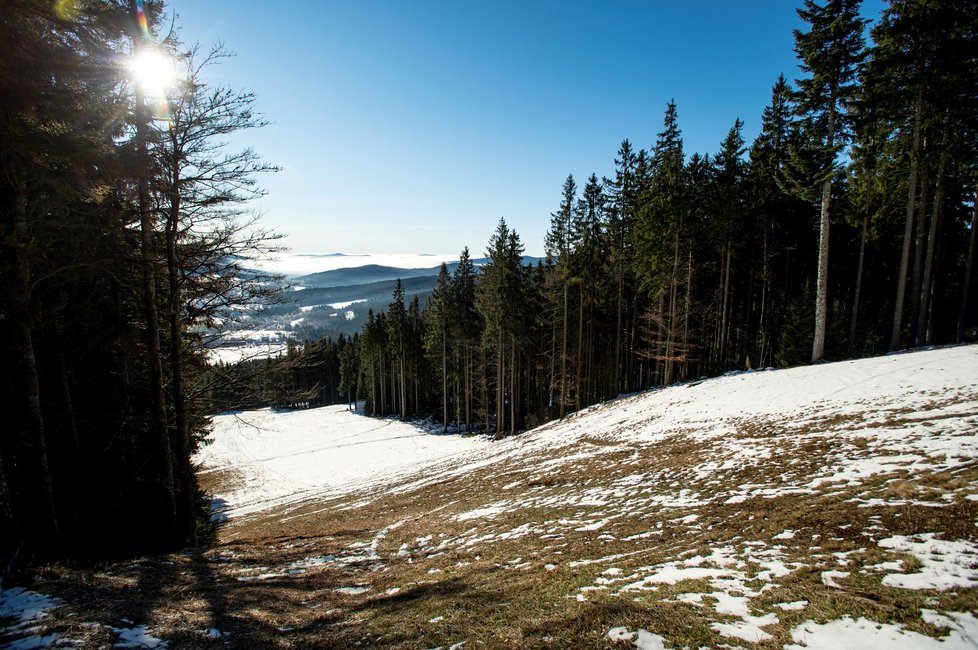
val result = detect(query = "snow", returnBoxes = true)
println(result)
[877,534,978,590]
[607,626,668,650]
[197,405,492,517]
[786,613,978,649]
[329,299,366,310]
[205,329,291,364]
[110,624,167,648]
[0,586,61,649]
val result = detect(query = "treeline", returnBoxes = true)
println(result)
[0,1,278,561]
[207,336,359,412]
[273,0,978,435]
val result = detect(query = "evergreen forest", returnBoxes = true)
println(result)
[246,1,978,436]
[2,0,977,565]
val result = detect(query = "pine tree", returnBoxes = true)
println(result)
[453,248,480,431]
[425,263,454,430]
[635,101,688,384]
[604,140,639,393]
[792,0,867,362]
[867,0,978,349]
[545,175,577,417]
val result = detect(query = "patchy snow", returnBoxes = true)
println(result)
[110,624,167,648]
[188,345,978,648]
[878,534,978,590]
[787,612,978,649]
[607,626,668,649]
[0,586,62,649]
[329,299,367,310]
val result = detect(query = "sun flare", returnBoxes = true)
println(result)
[128,49,176,99]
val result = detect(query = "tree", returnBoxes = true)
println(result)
[792,0,867,361]
[635,101,688,383]
[604,140,639,393]
[453,248,480,431]
[867,0,978,349]
[155,41,280,543]
[387,280,408,419]
[425,264,454,430]
[545,175,577,417]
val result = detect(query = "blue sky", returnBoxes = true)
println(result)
[164,1,885,258]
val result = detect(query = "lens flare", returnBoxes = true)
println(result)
[129,49,175,124]
[134,0,150,38]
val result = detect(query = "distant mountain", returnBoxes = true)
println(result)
[231,256,544,342]
[293,256,544,290]
[295,264,441,289]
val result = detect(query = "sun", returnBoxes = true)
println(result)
[128,48,176,99]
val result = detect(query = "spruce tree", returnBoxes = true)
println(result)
[792,0,867,362]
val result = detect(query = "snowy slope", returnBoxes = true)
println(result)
[186,345,978,648]
[200,345,978,519]
[198,406,493,517]
[5,346,977,649]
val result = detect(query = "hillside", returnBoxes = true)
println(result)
[3,345,977,648]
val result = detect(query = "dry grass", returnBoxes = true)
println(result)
[5,388,978,648]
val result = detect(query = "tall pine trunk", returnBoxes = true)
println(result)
[917,129,948,346]
[576,286,584,411]
[812,177,831,362]
[441,330,448,431]
[12,177,59,540]
[910,167,930,337]
[166,173,194,545]
[891,89,924,350]
[560,281,568,418]
[850,209,869,353]
[135,77,177,528]
[957,182,978,343]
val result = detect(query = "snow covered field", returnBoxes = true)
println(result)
[198,406,492,517]
[5,345,978,649]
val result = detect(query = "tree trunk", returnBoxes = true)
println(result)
[910,166,930,337]
[850,209,869,353]
[683,250,692,380]
[560,281,568,418]
[759,222,770,366]
[812,177,831,362]
[613,262,623,395]
[496,330,504,437]
[509,340,516,435]
[441,330,448,431]
[575,284,583,411]
[12,178,59,540]
[720,243,733,366]
[917,129,948,346]
[957,182,978,343]
[166,152,195,545]
[135,75,177,527]
[891,88,924,350]
[399,336,407,420]
[465,344,472,432]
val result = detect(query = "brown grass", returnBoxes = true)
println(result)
[6,391,978,649]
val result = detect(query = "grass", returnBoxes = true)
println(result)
[4,381,978,648]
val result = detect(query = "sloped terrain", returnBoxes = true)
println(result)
[3,346,977,649]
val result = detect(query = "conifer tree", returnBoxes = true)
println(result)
[545,175,577,417]
[425,263,454,430]
[792,0,867,362]
[453,248,480,431]
[604,140,639,393]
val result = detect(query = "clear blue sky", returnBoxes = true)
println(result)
[164,1,885,257]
